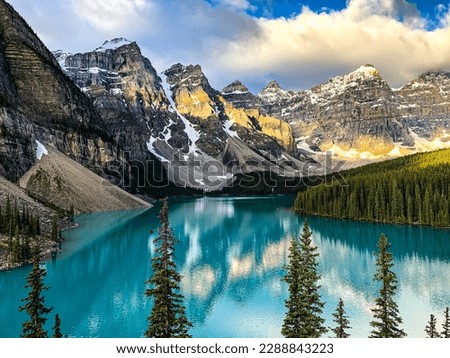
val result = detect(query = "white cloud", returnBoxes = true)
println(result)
[212,0,450,90]
[215,0,255,11]
[435,3,450,27]
[70,0,153,36]
[346,0,423,26]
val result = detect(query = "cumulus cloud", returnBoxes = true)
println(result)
[346,0,423,26]
[213,0,450,90]
[70,0,154,36]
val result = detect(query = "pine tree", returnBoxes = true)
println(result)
[19,246,53,338]
[282,220,326,338]
[145,200,192,338]
[52,314,63,338]
[425,314,441,338]
[282,235,303,337]
[369,234,406,338]
[31,215,40,236]
[442,307,450,338]
[330,298,351,338]
[22,236,31,262]
[12,225,21,263]
[51,216,58,243]
[21,204,26,226]
[4,196,11,235]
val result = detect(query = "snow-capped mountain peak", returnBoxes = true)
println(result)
[221,81,250,95]
[352,64,380,76]
[263,80,282,91]
[308,64,384,99]
[95,37,132,52]
[257,80,292,104]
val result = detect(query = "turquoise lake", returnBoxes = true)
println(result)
[0,196,449,338]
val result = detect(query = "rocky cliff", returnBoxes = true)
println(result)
[249,65,450,161]
[396,72,450,143]
[0,0,119,183]
[163,63,294,156]
[58,44,306,191]
[162,63,304,179]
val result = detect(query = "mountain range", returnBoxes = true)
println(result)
[55,40,450,169]
[1,0,450,212]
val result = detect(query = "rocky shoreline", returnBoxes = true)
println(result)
[0,217,78,272]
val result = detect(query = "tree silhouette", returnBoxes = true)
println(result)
[282,220,326,338]
[19,246,52,338]
[330,298,351,338]
[425,314,441,338]
[52,314,63,338]
[369,234,406,338]
[145,199,192,338]
[442,307,450,338]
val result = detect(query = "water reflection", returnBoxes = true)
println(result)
[0,196,449,338]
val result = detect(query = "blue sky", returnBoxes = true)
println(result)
[7,0,450,92]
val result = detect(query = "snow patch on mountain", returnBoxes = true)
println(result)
[257,80,292,104]
[154,72,201,156]
[307,65,382,102]
[35,140,48,160]
[222,119,240,139]
[95,38,132,52]
[410,130,450,152]
[52,50,72,70]
[146,137,169,163]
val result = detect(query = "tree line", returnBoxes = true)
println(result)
[0,197,41,264]
[294,149,450,227]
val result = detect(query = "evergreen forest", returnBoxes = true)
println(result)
[294,149,450,227]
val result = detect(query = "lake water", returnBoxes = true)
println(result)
[0,196,449,338]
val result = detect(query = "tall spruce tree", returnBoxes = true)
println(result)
[282,220,326,338]
[12,225,21,263]
[52,314,63,338]
[19,246,52,338]
[282,235,303,337]
[369,234,406,338]
[442,307,450,338]
[425,314,441,338]
[145,199,192,338]
[330,298,351,338]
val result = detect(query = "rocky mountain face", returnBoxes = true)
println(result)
[396,72,450,141]
[253,66,406,156]
[163,64,294,156]
[58,44,305,191]
[57,38,195,192]
[241,65,450,161]
[0,0,119,183]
